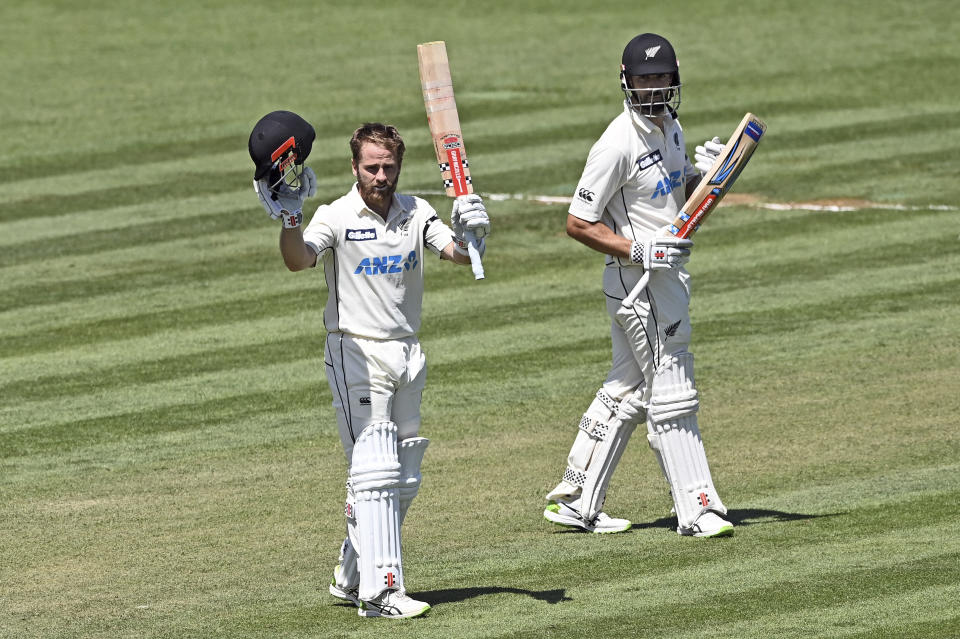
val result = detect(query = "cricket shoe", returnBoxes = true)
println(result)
[543,500,631,534]
[358,590,431,619]
[329,565,360,607]
[678,511,734,538]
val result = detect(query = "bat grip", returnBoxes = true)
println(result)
[620,270,650,308]
[464,230,485,280]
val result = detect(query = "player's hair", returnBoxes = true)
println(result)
[350,123,406,164]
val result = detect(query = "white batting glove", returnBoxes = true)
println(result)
[253,166,317,228]
[694,137,725,175]
[451,194,490,239]
[630,232,693,271]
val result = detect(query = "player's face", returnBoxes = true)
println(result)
[353,142,401,216]
[626,73,677,116]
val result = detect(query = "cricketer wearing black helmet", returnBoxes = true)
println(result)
[543,33,736,539]
[620,32,682,117]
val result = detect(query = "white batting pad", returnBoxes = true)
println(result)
[351,421,403,601]
[646,352,726,529]
[579,390,646,522]
[398,437,429,524]
[546,389,619,502]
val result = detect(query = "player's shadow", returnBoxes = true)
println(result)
[416,586,572,605]
[630,508,837,532]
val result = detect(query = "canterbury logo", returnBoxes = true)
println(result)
[577,188,594,203]
[644,45,661,59]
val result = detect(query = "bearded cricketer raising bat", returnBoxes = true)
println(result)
[418,40,486,279]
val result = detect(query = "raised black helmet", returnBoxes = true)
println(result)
[248,110,316,193]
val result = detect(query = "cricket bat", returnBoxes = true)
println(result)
[417,40,484,280]
[621,112,766,307]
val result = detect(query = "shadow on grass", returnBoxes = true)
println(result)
[547,508,835,534]
[631,508,836,532]
[417,586,572,605]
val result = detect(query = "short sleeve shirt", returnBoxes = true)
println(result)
[302,184,455,339]
[568,104,699,266]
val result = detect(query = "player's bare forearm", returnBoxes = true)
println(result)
[566,214,631,258]
[685,175,702,200]
[441,241,472,265]
[279,227,317,271]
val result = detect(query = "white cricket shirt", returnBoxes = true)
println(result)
[568,103,699,266]
[302,184,455,339]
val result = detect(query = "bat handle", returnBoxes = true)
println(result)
[464,230,485,280]
[621,270,650,308]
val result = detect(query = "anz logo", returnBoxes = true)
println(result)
[651,170,683,199]
[354,251,418,275]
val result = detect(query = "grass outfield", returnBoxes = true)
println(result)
[2,1,959,637]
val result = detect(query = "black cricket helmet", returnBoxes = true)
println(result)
[248,110,315,192]
[620,33,682,116]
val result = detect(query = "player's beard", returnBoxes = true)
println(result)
[359,176,398,214]
[632,89,670,117]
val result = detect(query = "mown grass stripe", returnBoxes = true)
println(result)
[0,325,611,443]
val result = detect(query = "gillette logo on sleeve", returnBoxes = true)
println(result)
[346,228,377,241]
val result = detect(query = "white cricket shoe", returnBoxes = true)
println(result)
[358,590,431,619]
[329,565,360,607]
[678,511,734,538]
[543,500,631,534]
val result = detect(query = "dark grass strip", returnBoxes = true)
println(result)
[1,326,608,405]
[767,109,960,153]
[695,276,960,342]
[694,231,960,295]
[0,94,602,187]
[0,247,280,312]
[0,289,317,358]
[0,388,318,459]
[747,146,960,203]
[0,335,610,458]
[0,335,308,403]
[842,617,960,639]
[4,203,570,314]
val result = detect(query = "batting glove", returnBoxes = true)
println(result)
[254,166,317,228]
[694,137,724,175]
[451,194,490,239]
[630,232,693,271]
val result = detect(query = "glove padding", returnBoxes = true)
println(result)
[694,137,725,175]
[254,166,317,220]
[451,194,490,239]
[630,231,693,271]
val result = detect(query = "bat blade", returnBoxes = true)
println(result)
[418,40,484,279]
[417,41,474,198]
[668,113,766,239]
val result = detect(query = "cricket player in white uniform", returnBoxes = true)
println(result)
[542,33,734,538]
[250,116,490,618]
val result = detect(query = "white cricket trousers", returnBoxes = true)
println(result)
[324,332,426,463]
[602,265,692,402]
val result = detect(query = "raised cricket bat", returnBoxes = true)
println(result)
[621,112,766,307]
[417,40,484,280]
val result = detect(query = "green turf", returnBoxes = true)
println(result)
[2,0,959,637]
